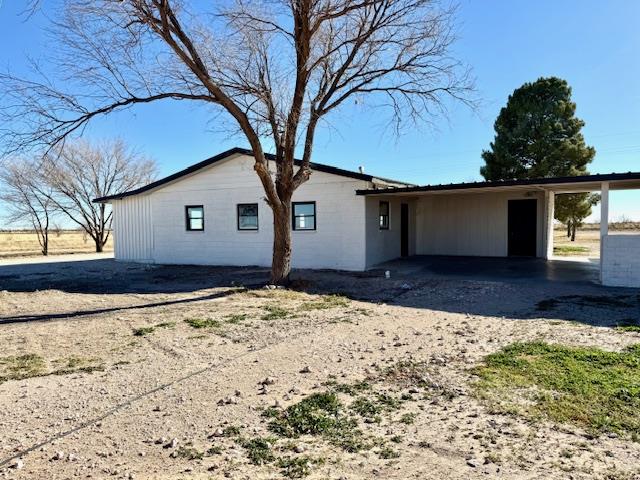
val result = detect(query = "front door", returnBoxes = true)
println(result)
[401,203,409,257]
[508,199,537,257]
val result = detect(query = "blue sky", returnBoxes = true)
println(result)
[0,0,639,222]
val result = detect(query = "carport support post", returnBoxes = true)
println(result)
[543,190,555,259]
[600,181,609,282]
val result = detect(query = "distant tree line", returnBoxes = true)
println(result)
[0,139,157,255]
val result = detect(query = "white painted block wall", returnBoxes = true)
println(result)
[415,191,546,257]
[112,153,370,271]
[601,234,640,288]
[364,196,416,267]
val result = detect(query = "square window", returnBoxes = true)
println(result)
[379,201,389,230]
[185,205,204,231]
[237,203,259,230]
[292,202,316,231]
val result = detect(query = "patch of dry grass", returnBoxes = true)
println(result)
[0,230,113,258]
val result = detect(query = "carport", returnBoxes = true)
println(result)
[356,172,640,288]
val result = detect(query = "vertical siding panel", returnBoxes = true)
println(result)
[111,195,153,263]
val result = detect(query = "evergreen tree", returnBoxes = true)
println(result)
[481,77,598,239]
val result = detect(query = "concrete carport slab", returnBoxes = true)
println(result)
[376,255,601,285]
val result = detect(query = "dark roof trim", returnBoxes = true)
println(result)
[94,147,408,202]
[355,171,640,195]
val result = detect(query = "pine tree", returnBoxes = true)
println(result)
[481,77,598,239]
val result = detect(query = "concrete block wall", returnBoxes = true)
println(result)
[601,234,640,288]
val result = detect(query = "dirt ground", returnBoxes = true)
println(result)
[1,259,640,479]
[0,231,113,258]
[553,229,601,257]
[554,225,640,258]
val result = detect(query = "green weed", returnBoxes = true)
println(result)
[475,342,640,436]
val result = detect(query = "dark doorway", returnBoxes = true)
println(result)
[508,199,537,257]
[400,203,409,257]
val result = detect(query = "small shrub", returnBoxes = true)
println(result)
[240,437,275,465]
[184,317,221,329]
[223,425,242,436]
[175,446,204,460]
[261,305,291,321]
[268,392,369,452]
[133,321,175,336]
[269,392,341,437]
[226,314,248,324]
[206,445,223,455]
[133,326,156,336]
[155,321,176,329]
[330,380,371,396]
[350,397,381,417]
[399,413,417,425]
[299,295,349,311]
[378,446,400,459]
[277,456,323,478]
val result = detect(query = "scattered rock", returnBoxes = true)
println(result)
[431,356,447,366]
[10,459,24,470]
[53,451,65,461]
[261,377,276,385]
[165,438,178,449]
[300,366,312,374]
[467,458,480,468]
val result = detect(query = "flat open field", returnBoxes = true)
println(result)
[0,231,113,258]
[0,259,639,479]
[553,223,640,258]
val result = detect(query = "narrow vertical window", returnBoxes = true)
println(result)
[185,205,204,231]
[292,202,316,231]
[237,203,259,230]
[379,201,390,230]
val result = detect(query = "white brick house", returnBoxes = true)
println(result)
[95,148,640,287]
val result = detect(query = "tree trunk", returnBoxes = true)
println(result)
[95,238,104,253]
[570,223,576,242]
[42,231,49,256]
[270,201,292,285]
[566,222,571,238]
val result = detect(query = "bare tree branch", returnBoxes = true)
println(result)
[0,0,475,283]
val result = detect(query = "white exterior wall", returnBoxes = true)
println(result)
[601,234,640,288]
[112,195,154,262]
[415,191,546,257]
[113,154,368,271]
[364,196,416,267]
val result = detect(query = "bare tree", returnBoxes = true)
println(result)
[0,0,474,284]
[42,139,158,252]
[0,160,56,255]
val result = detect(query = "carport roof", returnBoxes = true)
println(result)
[355,171,640,196]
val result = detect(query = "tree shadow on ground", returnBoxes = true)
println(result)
[1,257,638,328]
[0,259,270,294]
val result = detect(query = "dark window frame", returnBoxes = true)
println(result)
[237,203,259,231]
[292,201,317,231]
[185,205,204,231]
[379,201,390,230]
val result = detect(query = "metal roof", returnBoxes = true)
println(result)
[356,171,640,196]
[94,147,410,203]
